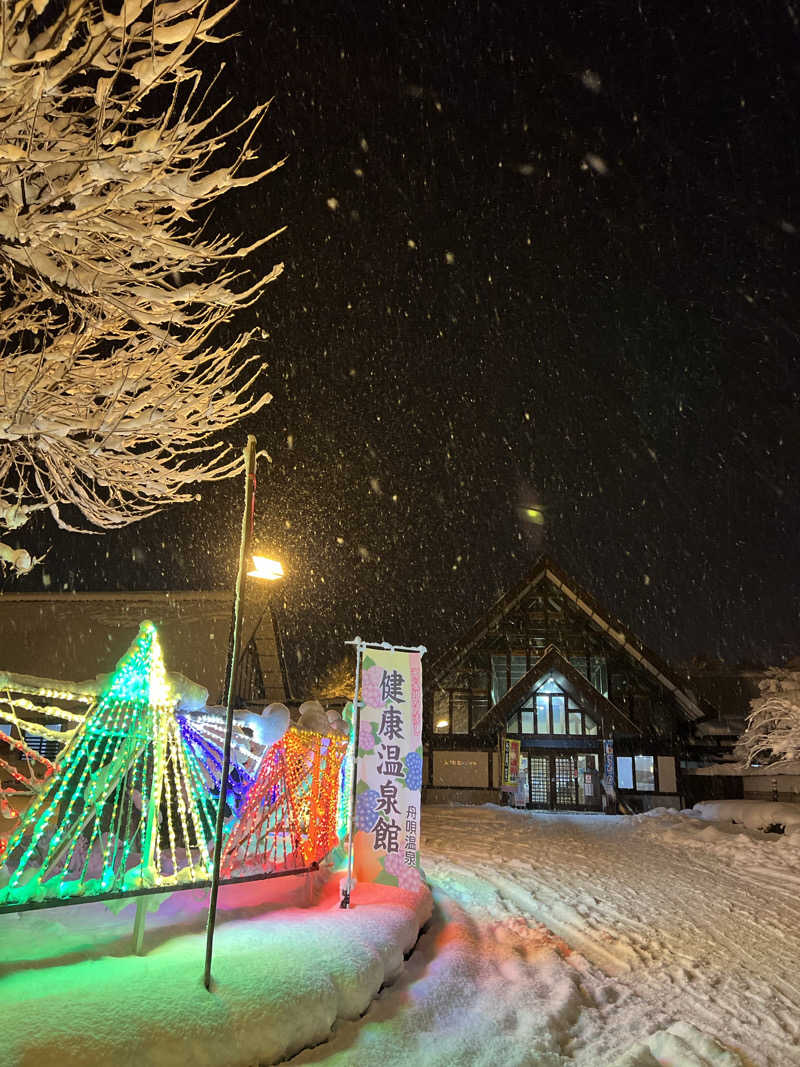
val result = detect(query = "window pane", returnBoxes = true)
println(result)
[590,657,608,697]
[521,710,534,734]
[538,676,561,694]
[434,691,449,733]
[635,755,655,791]
[568,712,582,735]
[510,654,527,689]
[491,654,508,704]
[535,695,549,733]
[584,715,598,736]
[507,712,520,734]
[471,693,490,727]
[617,756,633,789]
[551,695,566,733]
[452,693,469,733]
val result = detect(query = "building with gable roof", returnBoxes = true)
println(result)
[0,589,292,710]
[423,556,714,812]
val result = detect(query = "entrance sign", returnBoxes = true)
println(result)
[501,737,521,789]
[341,640,426,905]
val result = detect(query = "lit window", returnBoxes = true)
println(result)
[584,715,598,736]
[551,695,566,734]
[616,756,633,789]
[536,695,549,733]
[634,755,655,791]
[507,712,520,734]
[521,710,534,734]
[569,655,588,679]
[568,712,582,735]
[434,691,449,734]
[510,654,527,689]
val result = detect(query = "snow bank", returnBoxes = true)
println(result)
[0,868,432,1067]
[611,1021,744,1066]
[692,799,800,836]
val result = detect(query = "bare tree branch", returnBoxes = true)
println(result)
[0,0,283,570]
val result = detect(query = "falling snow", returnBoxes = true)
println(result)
[3,1,798,692]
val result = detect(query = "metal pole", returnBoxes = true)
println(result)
[204,434,257,990]
[132,896,148,955]
[340,638,364,909]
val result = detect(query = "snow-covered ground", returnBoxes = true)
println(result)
[0,871,431,1067]
[3,804,800,1066]
[294,805,800,1067]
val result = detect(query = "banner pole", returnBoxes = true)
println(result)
[340,638,364,909]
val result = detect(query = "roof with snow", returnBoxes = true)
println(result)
[427,555,710,724]
[0,590,291,707]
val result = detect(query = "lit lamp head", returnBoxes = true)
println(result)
[247,555,285,581]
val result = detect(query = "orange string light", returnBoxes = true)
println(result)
[222,726,349,877]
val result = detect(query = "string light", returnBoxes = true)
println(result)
[0,623,352,905]
[0,622,218,904]
[222,726,349,877]
[177,715,254,814]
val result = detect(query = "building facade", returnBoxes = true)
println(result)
[0,589,292,708]
[423,557,714,812]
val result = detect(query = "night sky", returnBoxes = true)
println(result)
[8,0,800,685]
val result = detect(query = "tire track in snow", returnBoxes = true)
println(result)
[422,807,800,1066]
[295,807,799,1066]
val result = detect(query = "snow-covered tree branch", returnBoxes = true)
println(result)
[0,0,283,574]
[735,666,800,767]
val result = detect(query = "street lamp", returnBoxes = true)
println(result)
[222,555,285,705]
[204,437,285,990]
[247,555,284,581]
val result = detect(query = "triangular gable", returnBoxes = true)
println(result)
[474,644,641,737]
[427,555,707,723]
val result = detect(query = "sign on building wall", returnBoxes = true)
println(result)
[501,737,521,789]
[352,646,424,891]
[603,738,615,792]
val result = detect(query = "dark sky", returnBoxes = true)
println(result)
[9,0,800,684]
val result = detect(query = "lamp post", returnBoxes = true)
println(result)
[203,435,285,990]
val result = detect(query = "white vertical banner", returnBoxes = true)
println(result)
[351,645,424,891]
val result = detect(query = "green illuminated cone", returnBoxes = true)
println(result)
[0,622,217,906]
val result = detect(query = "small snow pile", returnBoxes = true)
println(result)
[611,1020,744,1066]
[0,871,432,1067]
[692,799,800,837]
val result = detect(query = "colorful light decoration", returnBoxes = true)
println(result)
[222,726,349,877]
[0,622,218,904]
[0,622,353,907]
[177,714,255,815]
[0,684,88,857]
[336,700,356,846]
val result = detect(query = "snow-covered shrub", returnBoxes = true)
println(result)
[735,666,800,768]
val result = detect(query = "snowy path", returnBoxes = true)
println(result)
[293,805,800,1067]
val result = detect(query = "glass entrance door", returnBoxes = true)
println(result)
[554,755,576,808]
[528,756,550,807]
[518,751,602,810]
